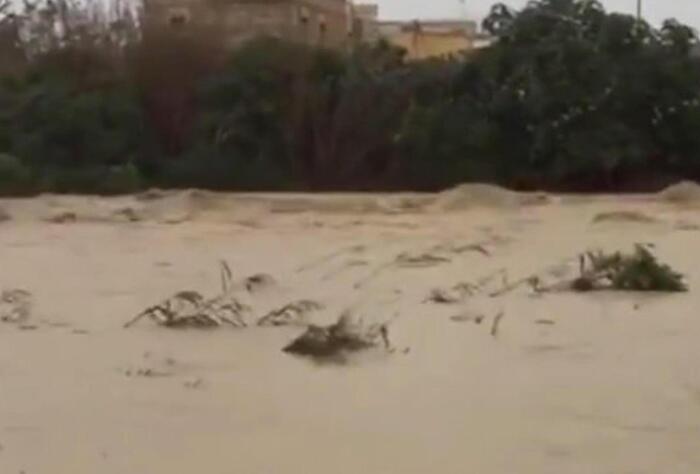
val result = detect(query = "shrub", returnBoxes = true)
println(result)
[3,0,700,193]
[576,245,687,292]
[0,153,33,195]
[156,146,294,191]
[38,163,144,195]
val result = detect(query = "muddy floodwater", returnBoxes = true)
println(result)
[1,185,699,473]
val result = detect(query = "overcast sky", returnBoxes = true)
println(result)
[375,0,700,29]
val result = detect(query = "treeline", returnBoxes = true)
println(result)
[1,0,700,194]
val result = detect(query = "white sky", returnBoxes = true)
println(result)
[374,0,700,29]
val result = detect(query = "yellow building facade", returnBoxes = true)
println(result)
[378,19,478,60]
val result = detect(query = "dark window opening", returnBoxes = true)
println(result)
[169,14,187,27]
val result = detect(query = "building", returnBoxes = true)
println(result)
[350,3,379,43]
[144,0,354,50]
[141,0,491,56]
[377,19,480,60]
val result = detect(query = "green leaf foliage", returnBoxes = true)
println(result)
[2,0,700,192]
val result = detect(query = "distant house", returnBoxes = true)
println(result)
[377,19,487,60]
[350,3,380,43]
[141,0,492,56]
[143,0,355,50]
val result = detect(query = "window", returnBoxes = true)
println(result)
[298,6,310,25]
[167,7,190,27]
[318,13,327,38]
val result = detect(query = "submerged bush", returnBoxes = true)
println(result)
[576,245,687,292]
[609,246,687,292]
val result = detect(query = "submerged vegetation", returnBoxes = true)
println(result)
[2,0,700,193]
[438,244,689,298]
[283,312,393,362]
[525,245,688,294]
[576,245,687,293]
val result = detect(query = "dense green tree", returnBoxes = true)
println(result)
[2,0,700,193]
[401,0,700,189]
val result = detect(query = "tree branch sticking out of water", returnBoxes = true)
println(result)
[535,244,687,294]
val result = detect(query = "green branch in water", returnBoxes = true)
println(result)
[576,245,687,293]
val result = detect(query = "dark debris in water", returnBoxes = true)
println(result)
[283,312,392,363]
